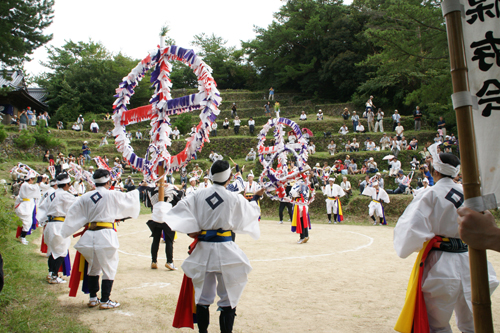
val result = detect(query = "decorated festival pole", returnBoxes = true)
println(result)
[158,163,165,202]
[442,6,493,332]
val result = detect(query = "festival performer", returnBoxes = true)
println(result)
[290,178,311,244]
[39,175,51,196]
[198,176,212,190]
[60,169,140,309]
[144,181,183,271]
[322,178,345,224]
[167,160,264,333]
[37,173,78,284]
[362,181,389,225]
[41,178,58,203]
[278,181,294,224]
[186,177,198,196]
[393,145,499,333]
[243,171,260,201]
[15,171,41,245]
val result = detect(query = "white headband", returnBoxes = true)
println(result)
[329,178,335,181]
[57,177,71,185]
[49,179,57,185]
[372,181,379,186]
[428,143,460,177]
[94,175,111,183]
[211,168,231,183]
[189,177,197,183]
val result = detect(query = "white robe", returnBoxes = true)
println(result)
[15,182,41,231]
[37,188,78,258]
[323,184,345,214]
[186,186,197,196]
[60,187,140,280]
[166,185,260,308]
[40,187,56,207]
[244,181,260,197]
[39,182,51,196]
[362,186,389,217]
[198,181,212,190]
[394,178,498,332]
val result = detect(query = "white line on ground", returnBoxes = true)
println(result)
[119,282,171,291]
[113,310,134,316]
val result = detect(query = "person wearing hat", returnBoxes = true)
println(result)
[186,177,198,196]
[166,160,264,333]
[316,109,323,120]
[341,107,350,121]
[362,180,390,226]
[389,157,401,177]
[15,171,42,245]
[191,163,203,178]
[143,180,183,271]
[278,181,294,225]
[37,173,78,284]
[322,178,345,224]
[366,157,378,174]
[77,114,84,126]
[39,174,51,196]
[82,141,91,162]
[199,176,212,190]
[351,110,359,132]
[245,148,256,161]
[393,143,498,332]
[61,169,140,309]
[244,171,260,201]
[412,177,429,197]
[41,178,58,204]
[209,150,223,163]
[88,166,94,177]
[290,178,312,244]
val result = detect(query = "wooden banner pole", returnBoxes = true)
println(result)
[443,10,494,333]
[158,163,165,202]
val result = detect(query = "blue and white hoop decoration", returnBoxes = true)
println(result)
[257,117,315,205]
[112,45,221,181]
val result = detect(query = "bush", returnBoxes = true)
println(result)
[0,196,19,246]
[33,124,61,149]
[172,112,192,134]
[0,125,7,143]
[13,130,36,149]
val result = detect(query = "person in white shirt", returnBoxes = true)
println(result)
[211,122,218,137]
[299,111,307,120]
[366,109,375,132]
[339,124,349,135]
[413,177,430,197]
[244,171,260,201]
[366,95,375,113]
[356,123,365,133]
[362,181,390,225]
[248,117,255,135]
[222,118,229,130]
[327,140,336,155]
[301,129,310,142]
[392,110,401,131]
[15,171,42,245]
[351,111,360,132]
[99,136,108,147]
[76,179,86,195]
[209,150,223,163]
[307,141,316,155]
[374,108,384,132]
[171,126,180,140]
[400,135,408,150]
[340,176,352,197]
[288,133,296,144]
[351,138,360,152]
[61,169,140,309]
[380,133,391,150]
[77,114,84,126]
[316,109,323,120]
[322,178,345,224]
[135,130,142,140]
[366,139,376,151]
[72,123,81,131]
[391,136,401,158]
[389,157,401,177]
[198,176,212,190]
[245,148,256,161]
[185,177,198,196]
[37,173,78,284]
[233,116,241,135]
[90,120,99,133]
[188,126,196,136]
[393,147,498,332]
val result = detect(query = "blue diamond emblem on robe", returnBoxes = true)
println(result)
[50,192,56,201]
[90,192,102,204]
[205,192,224,210]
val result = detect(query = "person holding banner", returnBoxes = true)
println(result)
[458,208,500,253]
[37,173,77,284]
[166,160,263,333]
[393,143,498,333]
[291,179,312,244]
[60,169,140,309]
[323,178,345,224]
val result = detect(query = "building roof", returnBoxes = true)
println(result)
[0,70,25,90]
[0,70,47,109]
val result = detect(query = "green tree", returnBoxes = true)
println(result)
[0,0,54,68]
[243,0,370,101]
[353,0,453,122]
[36,40,153,125]
[192,33,258,90]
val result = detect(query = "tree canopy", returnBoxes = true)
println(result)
[0,0,54,69]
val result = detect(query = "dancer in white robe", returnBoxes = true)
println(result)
[166,160,263,333]
[61,169,140,309]
[322,178,345,224]
[362,181,389,225]
[394,145,498,332]
[40,178,58,205]
[15,171,41,245]
[185,177,198,196]
[37,173,78,284]
[243,171,260,200]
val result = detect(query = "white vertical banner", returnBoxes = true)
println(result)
[457,0,500,209]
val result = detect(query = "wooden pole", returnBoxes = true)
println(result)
[444,10,494,332]
[158,163,165,201]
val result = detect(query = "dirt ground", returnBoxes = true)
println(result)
[54,215,500,333]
